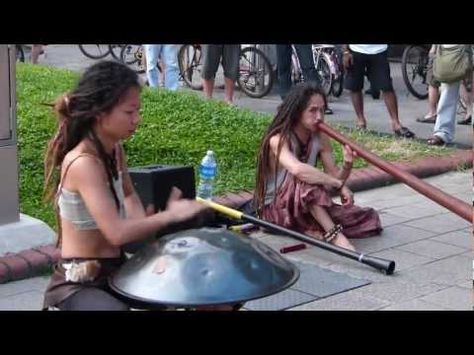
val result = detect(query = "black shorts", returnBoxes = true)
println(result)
[201,44,240,81]
[344,50,394,92]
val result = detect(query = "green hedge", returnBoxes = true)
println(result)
[16,63,455,228]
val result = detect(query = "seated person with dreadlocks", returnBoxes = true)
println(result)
[42,61,207,310]
[254,82,382,251]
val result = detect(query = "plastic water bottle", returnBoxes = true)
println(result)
[197,150,217,200]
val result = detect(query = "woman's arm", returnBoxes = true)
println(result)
[118,144,152,218]
[269,134,343,189]
[68,157,206,247]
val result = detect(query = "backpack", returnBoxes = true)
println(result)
[433,45,473,83]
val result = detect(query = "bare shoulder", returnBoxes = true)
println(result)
[268,133,283,149]
[61,151,107,191]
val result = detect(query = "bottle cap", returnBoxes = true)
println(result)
[207,150,214,155]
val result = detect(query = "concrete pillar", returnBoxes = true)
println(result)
[0,45,55,256]
[0,45,19,225]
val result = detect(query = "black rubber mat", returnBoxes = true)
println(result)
[244,261,370,311]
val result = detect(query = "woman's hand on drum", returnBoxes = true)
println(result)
[165,187,208,222]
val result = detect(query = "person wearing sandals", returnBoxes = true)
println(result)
[418,45,472,126]
[42,61,207,310]
[342,44,415,138]
[416,45,440,124]
[427,45,473,146]
[254,82,383,252]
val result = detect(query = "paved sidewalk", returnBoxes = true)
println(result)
[0,171,471,310]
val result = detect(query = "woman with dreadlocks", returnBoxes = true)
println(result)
[255,82,382,251]
[42,61,206,310]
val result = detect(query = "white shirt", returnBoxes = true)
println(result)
[349,44,388,55]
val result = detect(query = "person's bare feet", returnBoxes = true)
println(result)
[355,118,367,130]
[333,233,355,251]
[305,230,355,251]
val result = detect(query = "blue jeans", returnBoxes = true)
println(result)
[434,81,461,143]
[144,45,179,91]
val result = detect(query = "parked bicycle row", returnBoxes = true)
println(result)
[75,44,346,102]
[17,44,472,145]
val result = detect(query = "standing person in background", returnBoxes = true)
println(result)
[143,45,180,91]
[417,45,472,125]
[343,44,415,137]
[427,45,473,145]
[201,44,241,104]
[31,44,45,64]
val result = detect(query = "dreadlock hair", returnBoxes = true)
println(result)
[254,82,327,216]
[43,60,141,247]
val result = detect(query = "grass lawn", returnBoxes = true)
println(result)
[16,63,457,228]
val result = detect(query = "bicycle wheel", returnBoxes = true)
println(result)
[331,73,344,97]
[401,45,429,100]
[237,46,274,98]
[15,45,25,62]
[316,56,332,97]
[109,44,126,61]
[178,44,203,90]
[78,44,111,59]
[291,54,302,85]
[120,45,146,74]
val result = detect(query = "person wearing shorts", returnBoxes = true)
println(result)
[342,44,415,138]
[201,44,240,104]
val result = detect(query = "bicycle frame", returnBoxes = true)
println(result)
[290,45,303,82]
[312,45,341,79]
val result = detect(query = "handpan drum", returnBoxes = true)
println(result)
[109,227,299,308]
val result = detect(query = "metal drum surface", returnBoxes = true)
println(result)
[109,227,299,307]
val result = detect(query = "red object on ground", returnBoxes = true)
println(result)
[280,243,307,254]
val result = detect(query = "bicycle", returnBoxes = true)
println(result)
[290,44,342,98]
[178,44,203,90]
[401,44,430,99]
[177,44,274,98]
[119,44,147,74]
[78,44,126,60]
[312,44,344,97]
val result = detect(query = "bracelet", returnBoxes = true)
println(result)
[343,50,351,54]
[323,224,343,243]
